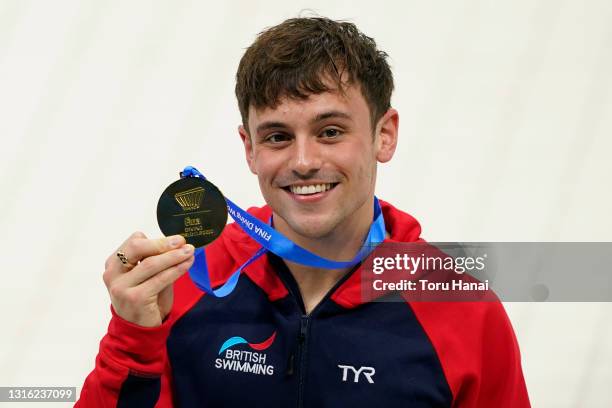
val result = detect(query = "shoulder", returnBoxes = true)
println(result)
[408,300,516,347]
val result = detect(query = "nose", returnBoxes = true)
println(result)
[288,135,322,178]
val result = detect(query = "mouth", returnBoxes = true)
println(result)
[281,183,339,198]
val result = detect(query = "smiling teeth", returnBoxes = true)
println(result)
[290,184,333,195]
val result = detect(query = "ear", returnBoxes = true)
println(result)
[238,125,257,175]
[374,108,399,163]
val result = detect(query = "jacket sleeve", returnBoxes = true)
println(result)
[75,306,175,408]
[453,301,530,407]
[410,301,531,407]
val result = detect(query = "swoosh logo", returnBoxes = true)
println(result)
[218,331,277,355]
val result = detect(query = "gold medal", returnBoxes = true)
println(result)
[157,176,227,247]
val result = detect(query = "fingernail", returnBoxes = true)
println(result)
[169,236,183,247]
[183,244,194,254]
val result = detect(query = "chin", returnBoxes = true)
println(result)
[284,215,337,240]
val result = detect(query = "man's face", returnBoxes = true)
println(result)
[239,83,398,240]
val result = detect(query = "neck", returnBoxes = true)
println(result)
[273,198,375,314]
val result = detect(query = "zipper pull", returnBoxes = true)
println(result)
[287,316,309,377]
[286,353,295,376]
[299,315,309,343]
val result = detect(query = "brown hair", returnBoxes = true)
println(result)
[235,16,394,132]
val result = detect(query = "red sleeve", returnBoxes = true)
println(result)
[76,269,206,408]
[75,306,175,407]
[409,301,530,407]
[74,225,254,407]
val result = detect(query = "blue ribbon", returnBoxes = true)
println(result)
[182,166,386,297]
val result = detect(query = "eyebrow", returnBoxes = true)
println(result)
[311,110,352,123]
[255,110,353,134]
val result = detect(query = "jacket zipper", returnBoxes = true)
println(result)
[293,269,356,408]
[296,315,310,408]
[270,253,362,408]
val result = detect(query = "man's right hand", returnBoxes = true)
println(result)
[103,232,195,327]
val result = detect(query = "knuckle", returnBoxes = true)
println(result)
[154,237,170,253]
[171,264,186,279]
[169,248,184,260]
[152,266,177,288]
[139,256,156,271]
[108,283,124,299]
[180,258,194,271]
[102,269,113,287]
[125,238,142,256]
[130,231,146,240]
[151,272,169,289]
[125,288,143,304]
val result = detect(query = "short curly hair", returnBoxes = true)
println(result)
[235,16,394,132]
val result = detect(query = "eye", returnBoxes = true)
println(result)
[265,133,291,144]
[320,128,342,138]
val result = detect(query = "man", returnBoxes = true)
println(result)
[77,17,530,407]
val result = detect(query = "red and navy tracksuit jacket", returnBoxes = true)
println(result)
[76,200,530,407]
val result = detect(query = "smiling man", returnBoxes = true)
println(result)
[77,17,530,407]
[238,82,397,313]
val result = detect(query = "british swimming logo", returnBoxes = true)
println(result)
[214,331,277,376]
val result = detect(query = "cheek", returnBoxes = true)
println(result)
[335,144,376,178]
[357,161,375,184]
[253,152,282,182]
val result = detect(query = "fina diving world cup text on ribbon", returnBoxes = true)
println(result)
[163,166,386,298]
[226,206,272,242]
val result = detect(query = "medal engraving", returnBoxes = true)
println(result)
[157,176,227,247]
[174,187,205,211]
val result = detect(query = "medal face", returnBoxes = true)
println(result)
[157,176,228,247]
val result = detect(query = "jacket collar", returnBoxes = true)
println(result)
[219,199,423,308]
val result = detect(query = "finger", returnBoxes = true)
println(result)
[115,231,147,254]
[119,234,186,267]
[104,231,149,286]
[120,244,195,287]
[136,256,195,298]
[116,250,137,270]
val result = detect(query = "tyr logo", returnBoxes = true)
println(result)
[337,364,376,384]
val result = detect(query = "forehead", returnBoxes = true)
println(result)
[247,83,370,127]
